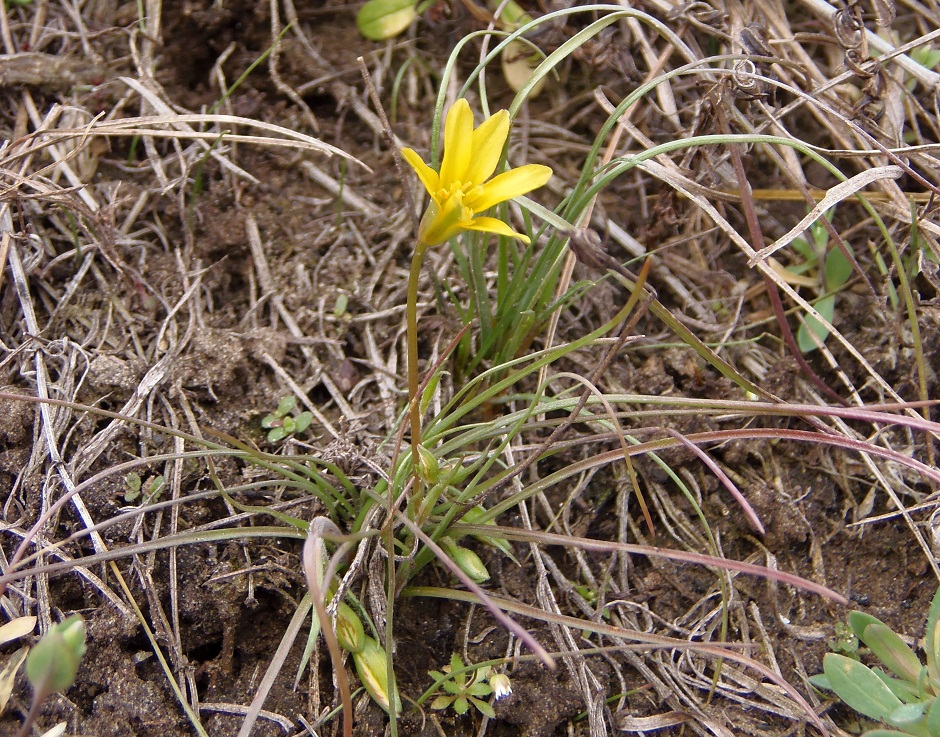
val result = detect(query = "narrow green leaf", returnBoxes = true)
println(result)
[874,669,922,702]
[472,697,496,718]
[825,246,853,290]
[823,653,904,720]
[849,611,886,640]
[925,695,940,735]
[886,701,926,727]
[864,623,924,683]
[797,294,835,352]
[925,586,940,683]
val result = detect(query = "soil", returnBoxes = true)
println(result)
[0,1,938,736]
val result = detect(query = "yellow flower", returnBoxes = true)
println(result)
[401,99,552,247]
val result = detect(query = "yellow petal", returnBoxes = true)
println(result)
[466,164,552,213]
[464,110,510,185]
[418,190,472,247]
[401,147,439,198]
[439,99,473,187]
[462,216,530,243]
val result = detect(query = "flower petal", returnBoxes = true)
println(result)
[418,190,473,246]
[462,216,530,243]
[438,99,473,187]
[465,164,552,213]
[401,148,439,198]
[464,110,510,185]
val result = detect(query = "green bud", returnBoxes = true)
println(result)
[336,603,365,654]
[415,445,440,484]
[26,615,86,694]
[352,637,402,714]
[443,540,490,584]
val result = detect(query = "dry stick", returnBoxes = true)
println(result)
[453,524,847,603]
[356,56,418,232]
[715,105,849,407]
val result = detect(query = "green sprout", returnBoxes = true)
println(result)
[429,654,496,718]
[123,471,166,504]
[261,396,313,443]
[783,209,853,352]
[911,46,940,72]
[810,585,940,736]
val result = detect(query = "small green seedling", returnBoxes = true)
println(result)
[429,654,496,718]
[810,584,940,736]
[785,210,853,352]
[124,472,166,503]
[911,45,940,71]
[261,396,313,442]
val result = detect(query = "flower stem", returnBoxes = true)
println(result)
[407,241,429,466]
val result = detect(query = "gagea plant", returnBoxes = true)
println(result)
[811,585,940,736]
[400,97,551,463]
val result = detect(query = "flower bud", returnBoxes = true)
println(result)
[415,444,440,484]
[26,615,86,694]
[489,672,512,700]
[352,637,402,715]
[441,538,490,583]
[336,603,365,654]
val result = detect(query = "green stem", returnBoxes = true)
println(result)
[407,241,429,461]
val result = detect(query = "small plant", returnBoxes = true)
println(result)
[781,210,853,352]
[429,654,496,718]
[911,45,940,71]
[123,471,165,503]
[261,396,313,443]
[810,585,940,736]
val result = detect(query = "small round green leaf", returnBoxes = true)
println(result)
[357,0,416,40]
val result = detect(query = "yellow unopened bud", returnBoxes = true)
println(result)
[352,637,402,715]
[336,603,365,654]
